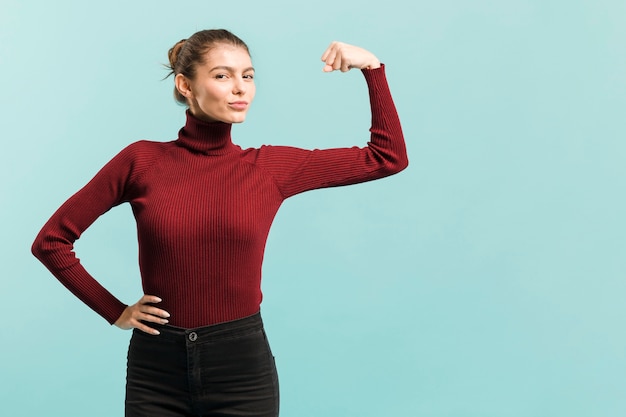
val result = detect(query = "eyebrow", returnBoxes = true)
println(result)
[209,65,255,73]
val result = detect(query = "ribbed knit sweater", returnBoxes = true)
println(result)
[31,66,408,328]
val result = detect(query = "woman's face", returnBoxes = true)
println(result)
[177,44,255,123]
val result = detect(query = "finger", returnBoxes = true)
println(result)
[323,45,338,64]
[134,320,160,335]
[141,305,171,319]
[340,59,351,72]
[323,64,333,72]
[137,310,169,323]
[130,312,164,334]
[138,312,169,326]
[324,52,338,70]
[320,45,331,62]
[332,52,343,71]
[140,294,162,304]
[133,305,168,322]
[330,45,345,70]
[320,41,338,62]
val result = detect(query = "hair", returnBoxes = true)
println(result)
[166,29,250,105]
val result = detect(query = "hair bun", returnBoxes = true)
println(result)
[167,39,187,71]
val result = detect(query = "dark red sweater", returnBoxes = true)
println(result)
[32,66,408,328]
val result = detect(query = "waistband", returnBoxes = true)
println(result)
[137,311,264,344]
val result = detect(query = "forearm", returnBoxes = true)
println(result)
[362,64,409,175]
[32,209,128,324]
[31,142,147,324]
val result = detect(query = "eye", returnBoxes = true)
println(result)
[214,74,228,80]
[243,73,255,80]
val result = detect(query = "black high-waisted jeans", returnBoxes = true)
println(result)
[125,312,279,417]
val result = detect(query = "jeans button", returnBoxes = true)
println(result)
[188,332,198,342]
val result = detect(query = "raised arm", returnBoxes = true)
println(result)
[248,42,408,198]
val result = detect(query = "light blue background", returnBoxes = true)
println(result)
[1,0,625,416]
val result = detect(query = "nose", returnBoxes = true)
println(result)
[233,78,246,95]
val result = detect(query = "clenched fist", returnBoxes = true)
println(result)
[321,41,381,72]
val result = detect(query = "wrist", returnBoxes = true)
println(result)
[363,59,381,70]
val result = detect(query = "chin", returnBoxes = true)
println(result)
[227,115,248,124]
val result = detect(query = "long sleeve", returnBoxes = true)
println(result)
[31,141,160,324]
[31,65,408,328]
[247,64,408,199]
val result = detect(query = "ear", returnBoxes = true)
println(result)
[175,74,194,99]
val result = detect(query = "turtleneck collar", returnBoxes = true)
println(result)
[175,110,237,155]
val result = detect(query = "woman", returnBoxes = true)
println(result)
[32,29,408,416]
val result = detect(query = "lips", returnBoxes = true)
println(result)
[229,101,248,110]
